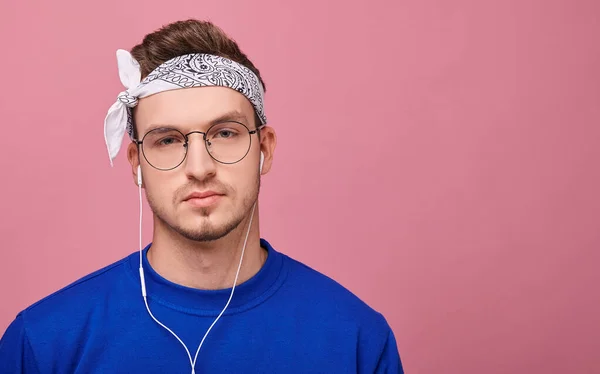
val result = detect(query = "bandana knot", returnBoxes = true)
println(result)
[117,91,138,106]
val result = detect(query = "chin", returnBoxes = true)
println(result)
[176,216,243,242]
[177,226,230,242]
[172,206,245,242]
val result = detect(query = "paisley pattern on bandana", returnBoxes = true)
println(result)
[104,50,266,165]
[125,54,266,138]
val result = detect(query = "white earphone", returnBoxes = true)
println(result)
[259,151,264,173]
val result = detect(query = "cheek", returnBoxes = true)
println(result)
[145,175,178,205]
[222,167,258,196]
[240,169,260,194]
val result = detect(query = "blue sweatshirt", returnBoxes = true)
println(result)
[0,239,403,373]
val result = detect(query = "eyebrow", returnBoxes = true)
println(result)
[209,110,249,125]
[144,110,250,133]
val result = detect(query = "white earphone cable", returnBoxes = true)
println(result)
[138,174,256,374]
[193,203,255,366]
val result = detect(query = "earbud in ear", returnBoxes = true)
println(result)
[259,152,265,173]
[137,165,142,186]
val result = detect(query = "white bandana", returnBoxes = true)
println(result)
[103,49,267,166]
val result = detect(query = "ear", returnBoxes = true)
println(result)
[259,126,277,175]
[127,142,142,187]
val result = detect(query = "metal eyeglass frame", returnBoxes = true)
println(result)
[134,121,265,171]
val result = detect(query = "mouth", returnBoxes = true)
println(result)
[183,191,224,208]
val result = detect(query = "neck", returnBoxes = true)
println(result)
[146,207,267,290]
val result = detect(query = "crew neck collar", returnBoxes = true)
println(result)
[127,238,286,316]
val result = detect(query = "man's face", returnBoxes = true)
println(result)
[129,86,267,242]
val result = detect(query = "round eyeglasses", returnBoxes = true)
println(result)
[135,121,264,171]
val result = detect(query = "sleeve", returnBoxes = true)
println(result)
[374,328,404,374]
[0,314,41,374]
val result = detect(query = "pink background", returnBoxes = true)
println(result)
[1,0,599,373]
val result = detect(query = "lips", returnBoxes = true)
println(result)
[184,191,222,200]
[183,191,224,208]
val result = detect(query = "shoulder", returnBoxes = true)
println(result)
[278,252,401,371]
[16,252,136,330]
[281,252,392,333]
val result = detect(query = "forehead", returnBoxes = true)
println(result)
[134,86,255,132]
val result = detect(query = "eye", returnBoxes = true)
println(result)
[214,129,238,139]
[157,136,182,146]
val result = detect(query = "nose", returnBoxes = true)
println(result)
[182,132,217,181]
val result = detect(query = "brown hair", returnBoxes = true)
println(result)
[129,19,266,138]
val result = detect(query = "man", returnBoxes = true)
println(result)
[0,19,403,373]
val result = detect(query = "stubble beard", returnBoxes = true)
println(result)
[147,174,261,242]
